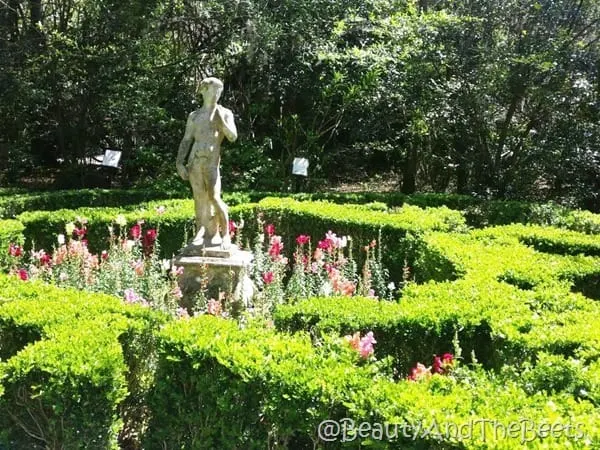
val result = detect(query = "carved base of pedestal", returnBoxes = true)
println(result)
[174,248,254,312]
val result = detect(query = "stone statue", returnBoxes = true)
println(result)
[176,77,237,250]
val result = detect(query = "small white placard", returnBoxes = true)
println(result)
[102,149,122,168]
[292,157,309,176]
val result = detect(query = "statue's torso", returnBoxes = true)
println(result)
[188,109,224,166]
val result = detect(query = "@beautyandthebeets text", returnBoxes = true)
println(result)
[317,418,586,445]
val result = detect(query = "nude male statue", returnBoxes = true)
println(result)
[176,77,238,250]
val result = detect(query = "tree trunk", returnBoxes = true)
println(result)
[2,0,20,40]
[29,0,42,25]
[401,143,418,194]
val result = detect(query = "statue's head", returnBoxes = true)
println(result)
[198,77,223,102]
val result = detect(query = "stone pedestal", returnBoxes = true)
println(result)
[174,244,254,312]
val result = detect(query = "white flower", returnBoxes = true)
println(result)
[65,222,75,235]
[162,259,172,271]
[57,234,65,245]
[387,282,396,291]
[156,205,166,215]
[339,236,348,248]
[115,214,127,226]
[319,281,333,297]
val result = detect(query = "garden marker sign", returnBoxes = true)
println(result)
[292,157,309,176]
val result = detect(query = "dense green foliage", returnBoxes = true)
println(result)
[2,196,600,447]
[1,0,599,205]
[1,276,599,448]
[0,276,165,448]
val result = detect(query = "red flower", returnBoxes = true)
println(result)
[39,253,51,266]
[442,353,454,364]
[101,250,109,261]
[228,220,237,236]
[432,353,454,375]
[130,224,142,240]
[317,240,331,250]
[143,229,158,251]
[262,271,274,284]
[268,236,284,259]
[73,227,87,238]
[296,235,310,245]
[17,268,28,281]
[8,243,22,257]
[265,223,275,237]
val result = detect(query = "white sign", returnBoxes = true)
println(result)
[292,157,309,176]
[102,149,122,168]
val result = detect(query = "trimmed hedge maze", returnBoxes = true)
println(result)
[1,192,600,448]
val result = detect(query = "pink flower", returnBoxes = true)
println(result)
[176,307,189,319]
[340,280,356,296]
[318,231,343,252]
[17,268,28,281]
[344,332,361,351]
[265,223,275,237]
[313,248,324,262]
[262,271,274,284]
[101,250,109,261]
[124,288,140,304]
[207,299,222,316]
[8,243,22,257]
[408,363,432,381]
[73,226,87,238]
[296,235,310,245]
[359,331,376,359]
[268,236,284,259]
[130,224,142,240]
[132,260,144,276]
[171,265,184,277]
[171,286,183,299]
[32,249,51,266]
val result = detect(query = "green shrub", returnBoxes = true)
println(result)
[0,320,129,449]
[275,226,600,375]
[251,198,466,281]
[0,276,165,449]
[16,200,257,258]
[0,220,24,270]
[145,315,600,449]
[485,224,600,257]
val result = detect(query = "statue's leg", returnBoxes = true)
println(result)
[207,166,230,248]
[188,166,210,245]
